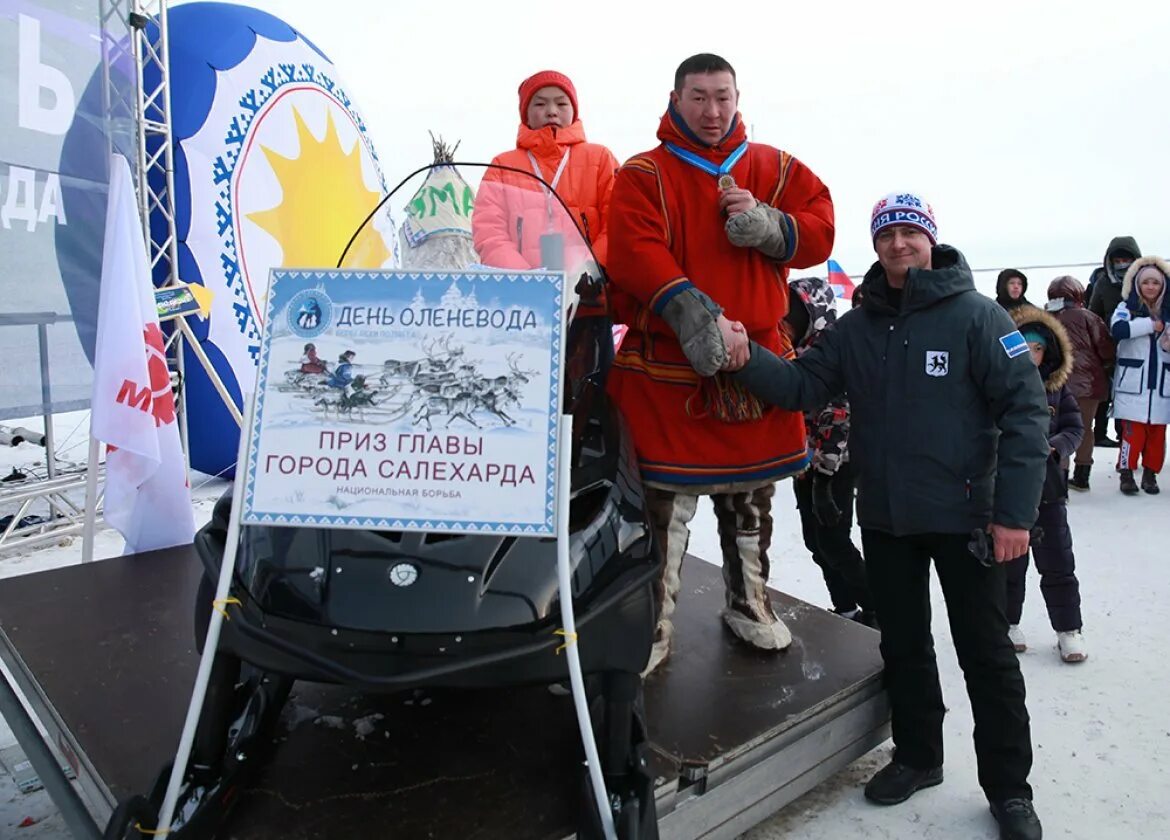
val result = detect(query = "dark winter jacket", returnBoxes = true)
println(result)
[1088,236,1142,322]
[1084,266,1105,312]
[1045,275,1115,400]
[996,269,1032,310]
[733,245,1050,537]
[1010,306,1084,502]
[786,276,850,476]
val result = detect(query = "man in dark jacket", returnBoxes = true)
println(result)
[1088,236,1141,321]
[1088,236,1141,446]
[723,193,1049,840]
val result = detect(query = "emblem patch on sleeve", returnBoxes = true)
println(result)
[926,351,949,376]
[999,330,1029,359]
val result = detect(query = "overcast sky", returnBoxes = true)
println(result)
[209,0,1168,281]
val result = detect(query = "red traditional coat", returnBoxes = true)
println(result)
[606,108,835,486]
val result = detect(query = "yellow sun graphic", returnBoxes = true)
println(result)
[248,106,389,270]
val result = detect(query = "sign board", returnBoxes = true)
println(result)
[154,283,213,321]
[241,269,565,535]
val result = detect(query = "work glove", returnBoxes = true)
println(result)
[660,287,727,377]
[811,472,842,527]
[725,203,788,260]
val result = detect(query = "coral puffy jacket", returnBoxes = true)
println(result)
[473,121,618,270]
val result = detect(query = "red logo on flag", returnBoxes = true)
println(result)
[114,323,175,427]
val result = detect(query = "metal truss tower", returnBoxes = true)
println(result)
[0,0,180,555]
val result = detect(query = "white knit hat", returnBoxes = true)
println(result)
[870,192,938,245]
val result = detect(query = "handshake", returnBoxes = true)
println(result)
[660,288,750,377]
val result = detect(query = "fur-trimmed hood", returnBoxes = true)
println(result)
[1010,305,1074,392]
[1120,255,1170,318]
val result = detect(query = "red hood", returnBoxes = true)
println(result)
[516,120,587,155]
[656,105,748,159]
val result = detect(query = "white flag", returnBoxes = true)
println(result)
[91,154,195,554]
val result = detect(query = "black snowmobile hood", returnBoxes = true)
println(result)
[1104,235,1142,285]
[861,245,975,315]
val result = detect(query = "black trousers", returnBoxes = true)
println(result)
[1005,501,1082,632]
[1094,398,1123,441]
[862,529,1033,802]
[793,462,872,613]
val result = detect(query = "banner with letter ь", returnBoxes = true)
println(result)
[240,269,564,535]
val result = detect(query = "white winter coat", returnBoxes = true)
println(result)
[1110,256,1170,425]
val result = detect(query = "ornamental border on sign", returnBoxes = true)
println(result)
[240,268,565,536]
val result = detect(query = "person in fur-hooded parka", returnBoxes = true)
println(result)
[1109,255,1170,494]
[1004,305,1088,662]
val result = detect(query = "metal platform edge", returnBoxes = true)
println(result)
[655,677,890,840]
[0,626,114,832]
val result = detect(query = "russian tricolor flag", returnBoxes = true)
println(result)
[827,259,855,302]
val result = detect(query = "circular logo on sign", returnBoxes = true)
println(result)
[286,288,333,338]
[388,563,419,587]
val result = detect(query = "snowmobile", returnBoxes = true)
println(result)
[103,160,662,840]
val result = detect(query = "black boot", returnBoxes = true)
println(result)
[989,798,1043,840]
[1069,464,1090,491]
[863,761,943,805]
[1120,469,1140,495]
[1142,468,1160,495]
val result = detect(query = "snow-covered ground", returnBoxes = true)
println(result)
[1,414,1166,838]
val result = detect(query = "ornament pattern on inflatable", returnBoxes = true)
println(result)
[148,3,389,477]
[209,63,387,361]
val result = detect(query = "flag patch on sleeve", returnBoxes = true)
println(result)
[999,330,1029,358]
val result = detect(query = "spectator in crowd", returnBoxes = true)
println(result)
[996,269,1032,311]
[1045,276,1115,490]
[1109,257,1170,495]
[1004,306,1088,663]
[1088,236,1142,447]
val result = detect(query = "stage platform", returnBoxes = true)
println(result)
[0,545,888,839]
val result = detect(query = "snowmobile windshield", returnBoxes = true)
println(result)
[336,160,604,326]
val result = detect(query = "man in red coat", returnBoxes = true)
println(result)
[606,54,835,672]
